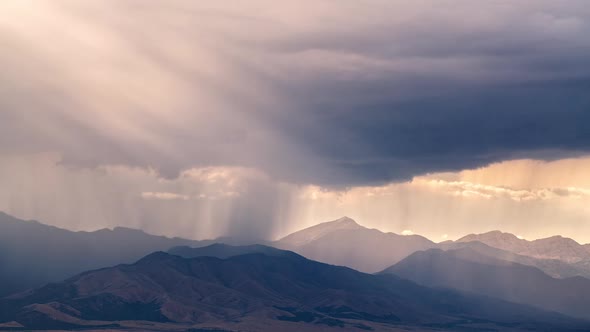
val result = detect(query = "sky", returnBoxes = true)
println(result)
[1,0,589,242]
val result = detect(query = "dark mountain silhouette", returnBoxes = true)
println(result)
[5,209,590,301]
[0,211,211,296]
[275,217,436,273]
[169,243,295,259]
[381,248,590,320]
[1,247,588,331]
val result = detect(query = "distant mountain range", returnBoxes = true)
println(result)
[3,211,590,331]
[275,217,436,273]
[0,212,209,297]
[457,230,590,264]
[382,247,590,320]
[1,245,587,331]
[275,217,590,279]
[3,211,590,298]
[440,240,590,279]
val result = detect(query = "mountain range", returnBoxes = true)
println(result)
[3,212,590,296]
[457,230,590,264]
[382,247,590,320]
[440,240,590,279]
[275,217,590,279]
[3,212,590,331]
[0,212,208,297]
[1,244,587,331]
[275,217,436,273]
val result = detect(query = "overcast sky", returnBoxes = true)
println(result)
[1,0,590,242]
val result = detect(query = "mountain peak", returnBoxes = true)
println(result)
[456,230,590,264]
[298,216,364,233]
[333,216,359,226]
[277,217,365,247]
[536,235,578,244]
[458,230,521,243]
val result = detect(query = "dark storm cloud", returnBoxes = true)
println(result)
[254,1,590,185]
[279,79,590,185]
[1,0,590,186]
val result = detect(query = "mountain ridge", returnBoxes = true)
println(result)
[457,230,590,263]
[0,212,211,297]
[4,210,590,297]
[275,217,590,275]
[381,247,590,320]
[275,217,436,273]
[2,246,588,331]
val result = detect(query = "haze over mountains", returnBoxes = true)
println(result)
[3,0,590,330]
[3,212,590,331]
[275,217,436,273]
[457,231,590,264]
[275,216,590,278]
[440,240,590,279]
[3,212,590,295]
[2,245,587,331]
[0,212,207,297]
[382,248,590,320]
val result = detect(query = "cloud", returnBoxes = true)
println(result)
[0,153,296,241]
[2,1,590,245]
[414,178,590,202]
[141,192,190,201]
[401,230,414,236]
[0,1,589,186]
[416,158,590,202]
[450,158,590,189]
[1,154,590,243]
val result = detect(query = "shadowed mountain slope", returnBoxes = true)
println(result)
[4,209,590,300]
[169,243,297,259]
[382,248,590,320]
[0,212,209,296]
[1,247,588,331]
[441,240,590,279]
